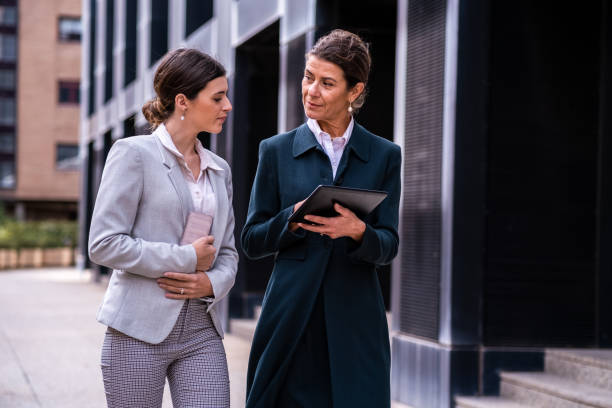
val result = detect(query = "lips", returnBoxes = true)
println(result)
[306,101,321,109]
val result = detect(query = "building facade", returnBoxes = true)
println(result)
[0,0,81,220]
[80,0,611,406]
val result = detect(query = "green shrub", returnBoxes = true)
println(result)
[0,220,78,249]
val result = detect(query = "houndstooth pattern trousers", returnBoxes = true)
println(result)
[101,299,229,408]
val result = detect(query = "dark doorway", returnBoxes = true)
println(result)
[316,0,398,310]
[230,21,280,318]
[484,1,602,346]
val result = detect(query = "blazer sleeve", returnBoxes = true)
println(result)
[205,167,238,311]
[88,140,197,278]
[241,139,306,260]
[347,144,401,265]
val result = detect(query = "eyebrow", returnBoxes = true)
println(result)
[304,69,337,83]
[213,89,228,96]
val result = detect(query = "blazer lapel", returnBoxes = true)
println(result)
[154,135,194,223]
[207,166,226,265]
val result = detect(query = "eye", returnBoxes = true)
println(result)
[213,97,222,102]
[303,74,313,81]
[323,81,333,87]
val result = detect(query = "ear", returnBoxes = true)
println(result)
[349,82,365,103]
[174,93,189,112]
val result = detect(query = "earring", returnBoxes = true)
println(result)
[180,112,185,121]
[348,104,353,113]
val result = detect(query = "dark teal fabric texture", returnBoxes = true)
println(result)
[241,122,401,408]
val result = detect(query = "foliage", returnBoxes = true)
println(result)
[0,219,78,249]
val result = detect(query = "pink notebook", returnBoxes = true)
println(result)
[180,212,213,244]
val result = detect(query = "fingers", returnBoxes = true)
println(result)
[194,235,215,245]
[293,199,306,212]
[158,271,213,298]
[297,223,326,234]
[161,272,196,281]
[333,202,351,215]
[303,214,330,225]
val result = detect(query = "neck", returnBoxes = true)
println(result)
[318,114,352,139]
[164,116,198,156]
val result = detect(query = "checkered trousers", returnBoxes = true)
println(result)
[101,299,229,408]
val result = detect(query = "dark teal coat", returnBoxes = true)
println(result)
[241,122,401,408]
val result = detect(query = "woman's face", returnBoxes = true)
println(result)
[187,76,232,134]
[302,55,360,123]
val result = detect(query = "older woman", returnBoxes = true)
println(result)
[242,30,401,408]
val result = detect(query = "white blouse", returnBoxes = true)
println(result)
[307,117,354,179]
[156,124,220,216]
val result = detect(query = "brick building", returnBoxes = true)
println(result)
[0,0,81,220]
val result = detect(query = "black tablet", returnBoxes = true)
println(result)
[288,185,388,224]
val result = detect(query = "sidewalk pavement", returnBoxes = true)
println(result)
[0,267,410,408]
[0,268,251,408]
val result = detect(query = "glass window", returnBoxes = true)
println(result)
[150,0,168,66]
[58,80,80,104]
[56,144,80,171]
[0,97,15,125]
[0,34,16,62]
[0,132,14,153]
[124,0,138,86]
[59,16,82,42]
[0,158,15,189]
[0,69,14,90]
[0,7,16,26]
[185,0,213,37]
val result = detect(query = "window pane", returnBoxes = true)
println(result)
[185,0,213,37]
[0,69,14,90]
[0,132,14,153]
[59,17,82,41]
[58,81,80,104]
[0,159,15,189]
[56,144,80,170]
[0,34,16,62]
[0,97,15,125]
[0,7,16,26]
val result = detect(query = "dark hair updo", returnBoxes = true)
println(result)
[307,29,371,112]
[142,48,226,128]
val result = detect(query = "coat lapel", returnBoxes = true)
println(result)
[333,122,371,185]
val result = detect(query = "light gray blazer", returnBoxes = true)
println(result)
[88,128,238,344]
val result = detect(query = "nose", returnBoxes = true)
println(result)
[224,98,232,112]
[308,82,320,97]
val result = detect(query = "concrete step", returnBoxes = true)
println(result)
[500,371,612,408]
[546,349,612,391]
[455,396,532,408]
[229,318,257,342]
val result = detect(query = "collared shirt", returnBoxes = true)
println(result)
[307,117,354,179]
[156,124,220,217]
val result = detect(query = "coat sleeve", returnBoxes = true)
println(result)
[88,140,197,278]
[205,167,238,311]
[241,140,306,260]
[347,144,401,266]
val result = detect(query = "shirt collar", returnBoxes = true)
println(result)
[156,123,222,172]
[306,117,354,146]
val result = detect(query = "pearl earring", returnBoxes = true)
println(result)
[180,112,185,121]
[348,104,353,113]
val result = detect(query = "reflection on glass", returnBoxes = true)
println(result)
[59,17,82,41]
[0,7,16,26]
